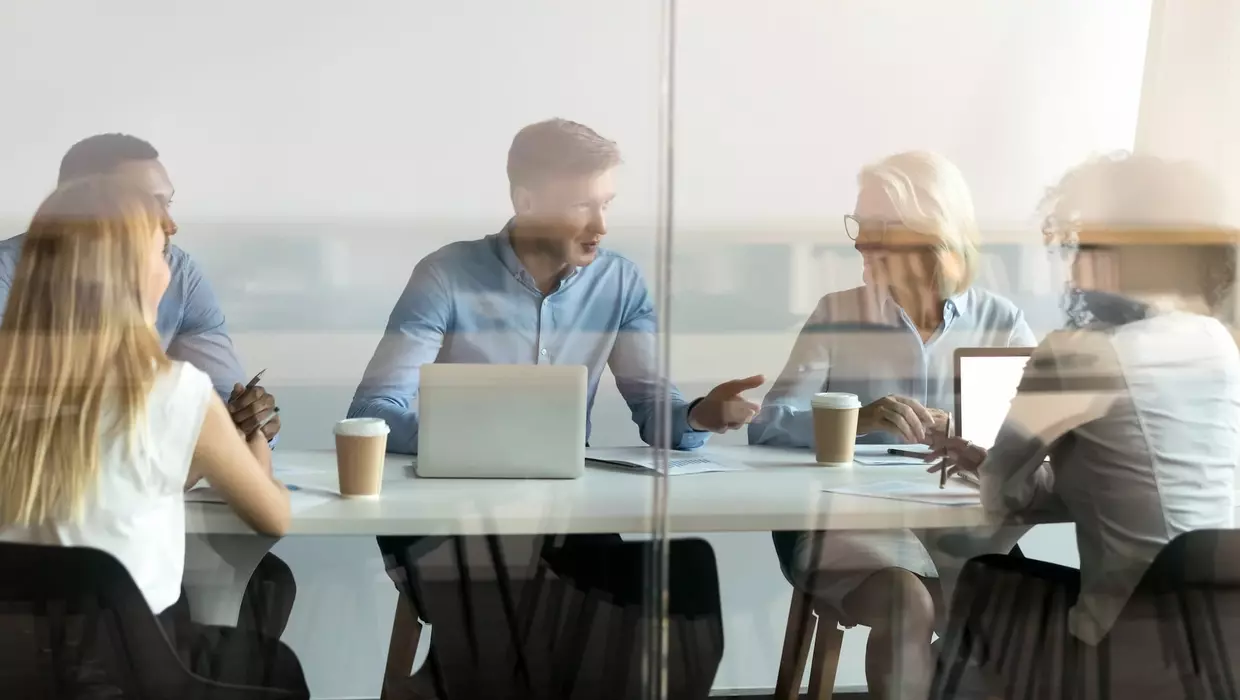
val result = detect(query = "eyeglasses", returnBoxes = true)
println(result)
[844,214,870,241]
[845,215,913,242]
[845,215,943,252]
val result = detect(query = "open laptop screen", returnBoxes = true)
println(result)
[953,348,1035,450]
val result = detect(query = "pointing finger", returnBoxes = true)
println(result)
[713,375,766,397]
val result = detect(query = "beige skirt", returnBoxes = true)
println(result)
[788,526,1027,624]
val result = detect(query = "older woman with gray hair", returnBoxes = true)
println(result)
[751,151,1034,700]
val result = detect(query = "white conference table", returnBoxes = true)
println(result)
[186,444,996,537]
[182,444,1002,625]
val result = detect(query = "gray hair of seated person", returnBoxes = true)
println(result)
[858,150,983,298]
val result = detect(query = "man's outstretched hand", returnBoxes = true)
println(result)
[688,375,766,434]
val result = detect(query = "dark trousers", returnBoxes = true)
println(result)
[238,551,298,639]
[161,553,306,695]
[377,534,724,699]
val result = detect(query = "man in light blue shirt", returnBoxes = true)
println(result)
[359,120,759,692]
[0,134,281,442]
[349,119,762,453]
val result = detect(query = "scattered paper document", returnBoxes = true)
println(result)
[184,486,226,504]
[823,480,980,507]
[586,448,747,476]
[186,484,337,514]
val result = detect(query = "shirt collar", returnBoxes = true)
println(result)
[879,287,970,326]
[944,290,969,325]
[492,219,580,293]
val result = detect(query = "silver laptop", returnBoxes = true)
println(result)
[416,364,587,479]
[953,347,1035,449]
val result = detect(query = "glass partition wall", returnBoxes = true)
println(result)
[666,1,1240,698]
[0,2,683,698]
[4,1,1240,698]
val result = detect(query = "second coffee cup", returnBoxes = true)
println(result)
[334,418,390,498]
[811,392,861,466]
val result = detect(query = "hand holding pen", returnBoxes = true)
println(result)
[229,368,281,441]
[924,415,987,485]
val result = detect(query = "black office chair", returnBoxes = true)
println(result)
[0,541,307,700]
[932,530,1240,700]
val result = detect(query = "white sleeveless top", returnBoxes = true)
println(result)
[0,361,213,613]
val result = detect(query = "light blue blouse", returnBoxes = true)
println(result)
[750,285,1036,447]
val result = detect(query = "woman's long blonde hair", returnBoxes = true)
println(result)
[0,176,169,525]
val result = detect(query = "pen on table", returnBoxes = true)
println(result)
[886,448,927,459]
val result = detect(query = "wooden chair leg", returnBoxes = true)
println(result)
[806,608,844,700]
[381,594,424,700]
[775,589,818,700]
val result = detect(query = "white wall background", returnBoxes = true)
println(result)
[0,1,1154,697]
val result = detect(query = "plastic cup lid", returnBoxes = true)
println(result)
[333,417,390,437]
[810,392,862,409]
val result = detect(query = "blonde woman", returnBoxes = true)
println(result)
[750,152,1034,700]
[0,176,299,691]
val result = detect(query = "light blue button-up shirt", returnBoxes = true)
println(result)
[0,235,248,398]
[348,223,707,455]
[749,285,1036,447]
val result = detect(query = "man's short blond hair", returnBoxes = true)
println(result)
[507,119,621,194]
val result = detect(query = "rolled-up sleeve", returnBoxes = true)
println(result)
[348,260,451,454]
[608,277,706,450]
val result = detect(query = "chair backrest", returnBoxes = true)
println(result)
[0,542,188,699]
[1140,529,1240,592]
[770,531,799,583]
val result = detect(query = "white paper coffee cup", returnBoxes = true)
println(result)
[333,418,390,498]
[810,392,861,466]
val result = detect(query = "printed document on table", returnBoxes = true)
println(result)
[851,444,933,466]
[823,480,980,506]
[186,484,337,513]
[586,447,747,476]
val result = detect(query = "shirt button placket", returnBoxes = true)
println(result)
[537,296,550,365]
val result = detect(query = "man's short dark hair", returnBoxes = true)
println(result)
[507,119,621,193]
[58,133,159,185]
